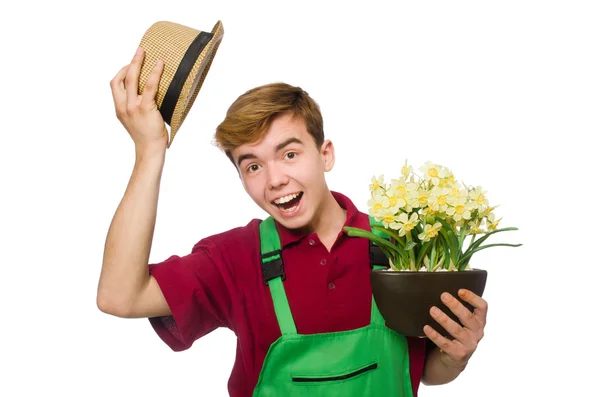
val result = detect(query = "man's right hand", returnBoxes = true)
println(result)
[110,47,168,155]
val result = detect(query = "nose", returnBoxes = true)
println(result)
[266,162,289,190]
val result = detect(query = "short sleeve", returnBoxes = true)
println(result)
[147,239,237,351]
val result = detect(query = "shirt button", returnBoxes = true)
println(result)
[320,259,327,265]
[309,239,315,246]
[328,282,335,290]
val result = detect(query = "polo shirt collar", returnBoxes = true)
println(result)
[274,190,369,248]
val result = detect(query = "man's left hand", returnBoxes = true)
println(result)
[424,289,488,370]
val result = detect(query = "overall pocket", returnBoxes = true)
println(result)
[291,362,378,383]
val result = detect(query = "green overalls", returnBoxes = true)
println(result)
[252,216,414,397]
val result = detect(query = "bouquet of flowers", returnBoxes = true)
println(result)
[344,160,521,271]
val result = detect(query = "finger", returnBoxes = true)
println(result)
[423,325,472,369]
[110,65,129,113]
[141,59,164,110]
[429,305,473,345]
[125,47,145,105]
[424,325,471,369]
[458,289,488,327]
[440,292,480,331]
[423,324,457,356]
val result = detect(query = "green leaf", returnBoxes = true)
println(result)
[457,242,523,269]
[405,240,417,251]
[435,216,460,259]
[458,225,467,250]
[371,226,405,249]
[442,248,451,269]
[416,240,432,267]
[462,227,520,258]
[429,239,437,271]
[438,228,458,265]
[368,216,388,238]
[343,226,409,265]
[436,233,452,268]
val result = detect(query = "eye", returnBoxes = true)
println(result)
[247,164,260,173]
[285,152,297,160]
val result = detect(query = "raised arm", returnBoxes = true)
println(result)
[97,47,171,319]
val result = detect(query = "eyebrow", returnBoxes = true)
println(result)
[236,137,304,167]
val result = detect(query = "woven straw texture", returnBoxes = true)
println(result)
[138,20,224,147]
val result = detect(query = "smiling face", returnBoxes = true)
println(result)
[232,112,335,232]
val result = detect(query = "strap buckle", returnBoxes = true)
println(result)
[369,243,390,269]
[261,249,286,284]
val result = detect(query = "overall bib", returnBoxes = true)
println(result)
[252,216,414,397]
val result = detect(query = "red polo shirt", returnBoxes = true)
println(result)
[148,191,427,396]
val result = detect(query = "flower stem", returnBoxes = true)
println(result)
[405,232,417,271]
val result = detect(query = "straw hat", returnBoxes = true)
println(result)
[137,20,224,148]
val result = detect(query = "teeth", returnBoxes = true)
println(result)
[281,205,298,213]
[273,192,300,204]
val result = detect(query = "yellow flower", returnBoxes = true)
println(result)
[369,175,386,193]
[403,184,420,212]
[487,218,501,231]
[467,220,483,235]
[469,186,489,212]
[446,196,475,222]
[419,161,449,186]
[479,205,498,220]
[388,178,420,212]
[367,193,389,221]
[418,222,442,242]
[427,186,451,213]
[450,186,462,199]
[485,212,501,231]
[438,172,456,188]
[417,189,429,208]
[401,159,413,178]
[390,212,419,237]
[381,209,403,229]
[388,176,410,197]
[424,206,437,218]
[384,192,406,213]
[353,160,520,273]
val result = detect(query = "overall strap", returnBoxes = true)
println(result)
[370,264,387,326]
[368,215,390,326]
[259,217,298,335]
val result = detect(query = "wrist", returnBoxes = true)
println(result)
[440,351,468,372]
[135,142,167,163]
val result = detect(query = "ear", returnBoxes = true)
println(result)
[320,139,335,172]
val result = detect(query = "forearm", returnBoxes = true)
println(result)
[421,345,467,386]
[97,149,165,316]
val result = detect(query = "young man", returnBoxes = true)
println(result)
[99,48,488,396]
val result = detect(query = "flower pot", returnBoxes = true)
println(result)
[370,268,487,338]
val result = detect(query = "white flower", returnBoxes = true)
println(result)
[390,212,419,236]
[401,159,413,178]
[367,193,389,221]
[446,195,475,222]
[427,186,451,213]
[381,209,404,229]
[419,161,449,186]
[369,175,386,194]
[469,186,489,213]
[418,222,442,242]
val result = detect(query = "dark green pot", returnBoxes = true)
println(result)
[370,269,488,338]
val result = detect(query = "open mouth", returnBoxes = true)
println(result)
[272,192,304,213]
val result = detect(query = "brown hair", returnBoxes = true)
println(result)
[214,82,324,164]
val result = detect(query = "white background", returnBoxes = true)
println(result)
[1,0,598,396]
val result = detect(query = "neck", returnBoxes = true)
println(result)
[308,191,347,245]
